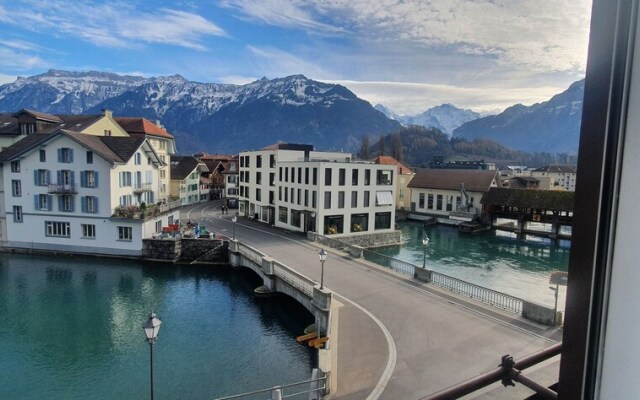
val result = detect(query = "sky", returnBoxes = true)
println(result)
[0,0,592,115]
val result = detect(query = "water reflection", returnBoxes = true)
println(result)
[374,221,570,307]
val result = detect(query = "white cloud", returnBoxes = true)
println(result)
[247,46,331,78]
[328,79,571,115]
[0,73,17,85]
[0,46,47,70]
[217,75,258,85]
[3,1,226,50]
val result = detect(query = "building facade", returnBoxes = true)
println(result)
[169,156,210,206]
[0,130,176,256]
[408,168,500,222]
[238,143,397,237]
[530,164,577,191]
[373,155,415,210]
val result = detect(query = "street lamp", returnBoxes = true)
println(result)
[232,215,237,240]
[422,235,430,269]
[143,312,162,400]
[318,249,327,289]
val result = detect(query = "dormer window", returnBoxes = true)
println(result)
[19,123,35,135]
[104,129,112,136]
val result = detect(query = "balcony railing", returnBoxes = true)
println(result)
[111,200,182,220]
[132,183,153,193]
[48,184,77,194]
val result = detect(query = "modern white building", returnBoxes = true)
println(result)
[238,143,396,237]
[0,129,177,256]
[407,168,500,222]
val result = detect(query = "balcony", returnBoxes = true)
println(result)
[48,184,77,194]
[111,200,182,221]
[132,183,153,193]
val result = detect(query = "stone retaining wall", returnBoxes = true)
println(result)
[333,230,402,248]
[142,238,228,263]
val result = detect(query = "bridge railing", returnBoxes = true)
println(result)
[273,261,315,298]
[214,371,327,400]
[237,242,264,266]
[343,239,524,314]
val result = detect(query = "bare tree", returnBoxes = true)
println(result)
[359,135,370,159]
[379,135,386,156]
[391,133,403,161]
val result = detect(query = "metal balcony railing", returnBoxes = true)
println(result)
[48,184,77,194]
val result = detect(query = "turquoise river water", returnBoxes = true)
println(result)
[372,221,570,310]
[0,253,315,400]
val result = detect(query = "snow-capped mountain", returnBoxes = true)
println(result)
[400,104,481,136]
[453,80,584,154]
[374,103,481,136]
[0,70,401,153]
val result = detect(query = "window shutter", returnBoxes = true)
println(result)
[119,172,122,187]
[46,170,50,185]
[94,172,99,188]
[70,171,75,186]
[47,195,52,210]
[94,197,99,213]
[80,171,86,188]
[70,197,75,212]
[58,196,63,211]
[33,170,38,185]
[57,170,62,185]
[34,194,39,209]
[81,196,87,213]
[57,148,62,162]
[69,149,74,162]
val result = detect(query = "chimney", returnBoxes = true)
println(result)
[156,120,163,129]
[102,109,113,118]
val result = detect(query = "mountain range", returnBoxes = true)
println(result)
[0,70,400,154]
[0,69,583,156]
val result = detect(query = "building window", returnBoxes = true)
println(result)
[419,193,425,208]
[284,186,289,202]
[365,169,371,185]
[428,194,434,209]
[279,206,288,223]
[119,171,132,187]
[134,153,141,165]
[58,148,73,163]
[159,169,166,179]
[298,167,302,184]
[36,194,51,210]
[291,167,295,183]
[313,168,318,185]
[82,224,96,239]
[338,169,346,186]
[11,180,21,197]
[312,191,317,208]
[59,195,74,212]
[291,210,301,227]
[159,141,166,150]
[118,226,133,241]
[324,215,344,235]
[352,169,358,185]
[399,189,404,199]
[256,172,262,185]
[35,169,50,186]
[364,191,370,207]
[338,191,345,208]
[437,194,443,210]
[46,221,71,237]
[104,129,112,136]
[351,213,369,232]
[305,190,309,207]
[58,169,73,186]
[81,171,98,188]
[269,172,275,186]
[269,154,275,168]
[39,149,46,162]
[82,196,98,213]
[376,170,393,185]
[305,168,309,184]
[290,187,294,203]
[13,206,23,222]
[10,161,20,172]
[256,188,261,202]
[325,168,332,186]
[20,123,35,135]
[446,196,453,211]
[374,212,392,230]
[351,191,358,208]
[86,151,93,164]
[297,188,301,205]
[324,191,332,209]
[256,155,262,168]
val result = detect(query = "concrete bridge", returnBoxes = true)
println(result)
[186,202,563,399]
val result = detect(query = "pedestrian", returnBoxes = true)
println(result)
[221,204,225,215]
[224,205,228,214]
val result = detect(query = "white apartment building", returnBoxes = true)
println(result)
[238,143,396,237]
[0,129,176,256]
[408,168,500,222]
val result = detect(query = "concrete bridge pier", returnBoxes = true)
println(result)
[228,239,240,266]
[312,286,332,336]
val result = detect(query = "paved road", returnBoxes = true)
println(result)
[186,202,561,399]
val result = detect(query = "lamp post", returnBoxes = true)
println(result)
[232,215,237,240]
[318,249,327,289]
[143,312,162,400]
[422,235,430,269]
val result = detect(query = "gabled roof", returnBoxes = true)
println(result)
[373,156,414,175]
[41,115,104,133]
[170,155,209,180]
[408,168,499,192]
[12,109,62,123]
[532,164,577,173]
[0,113,18,136]
[0,112,103,136]
[0,128,156,165]
[114,117,174,139]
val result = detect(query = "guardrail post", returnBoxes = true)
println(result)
[271,386,282,400]
[312,286,331,336]
[414,267,432,282]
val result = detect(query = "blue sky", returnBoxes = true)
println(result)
[0,0,592,115]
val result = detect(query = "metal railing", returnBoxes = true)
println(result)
[356,241,524,314]
[273,261,315,297]
[214,372,326,400]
